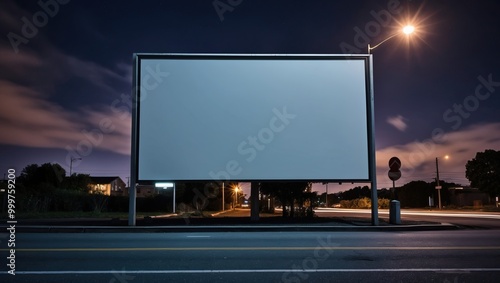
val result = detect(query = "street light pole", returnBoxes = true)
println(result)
[322,182,329,208]
[235,186,238,207]
[367,25,415,225]
[69,157,82,176]
[368,33,398,54]
[368,25,415,53]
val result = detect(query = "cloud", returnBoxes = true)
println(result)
[0,80,131,155]
[0,1,131,156]
[386,115,408,131]
[375,122,500,188]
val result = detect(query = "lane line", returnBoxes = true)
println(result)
[3,246,500,252]
[9,268,500,275]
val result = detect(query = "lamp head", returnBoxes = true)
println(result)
[403,25,415,35]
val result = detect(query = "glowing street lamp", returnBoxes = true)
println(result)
[403,25,415,35]
[233,185,240,208]
[368,25,415,53]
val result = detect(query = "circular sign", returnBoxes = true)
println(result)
[389,157,401,171]
[388,170,401,181]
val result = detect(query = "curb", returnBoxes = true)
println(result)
[0,223,459,233]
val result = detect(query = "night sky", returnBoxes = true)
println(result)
[1,0,499,195]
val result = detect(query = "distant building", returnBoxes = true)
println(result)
[136,185,156,197]
[89,176,126,196]
[448,187,491,207]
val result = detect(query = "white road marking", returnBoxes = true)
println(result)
[186,235,211,238]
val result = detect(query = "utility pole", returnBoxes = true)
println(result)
[322,182,329,207]
[69,157,82,176]
[436,157,442,209]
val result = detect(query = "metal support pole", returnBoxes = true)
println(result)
[128,182,137,226]
[368,55,379,226]
[173,183,176,214]
[222,182,225,211]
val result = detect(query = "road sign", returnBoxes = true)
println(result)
[389,157,401,170]
[388,170,402,181]
[388,156,402,181]
[435,186,442,189]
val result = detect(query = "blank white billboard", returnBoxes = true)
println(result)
[132,54,373,182]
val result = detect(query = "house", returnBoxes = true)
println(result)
[89,176,126,196]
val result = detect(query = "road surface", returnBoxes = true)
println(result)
[315,208,500,228]
[2,230,500,282]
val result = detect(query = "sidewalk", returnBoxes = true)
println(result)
[0,211,458,233]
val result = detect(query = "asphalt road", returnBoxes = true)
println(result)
[2,230,500,282]
[314,208,500,228]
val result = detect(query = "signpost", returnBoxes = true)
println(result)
[388,157,402,224]
[388,157,401,199]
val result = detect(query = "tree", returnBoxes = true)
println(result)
[466,149,500,197]
[61,173,91,192]
[176,182,223,215]
[18,163,66,193]
[260,182,311,218]
[339,186,371,200]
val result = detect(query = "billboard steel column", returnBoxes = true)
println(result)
[368,54,379,226]
[129,54,139,226]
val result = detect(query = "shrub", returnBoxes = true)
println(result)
[339,198,391,209]
[378,198,390,209]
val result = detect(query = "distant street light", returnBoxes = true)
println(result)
[368,25,415,53]
[69,157,82,176]
[155,182,175,213]
[233,185,240,209]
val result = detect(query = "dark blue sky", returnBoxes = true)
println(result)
[1,0,499,191]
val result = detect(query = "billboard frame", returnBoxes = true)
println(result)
[129,53,378,225]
